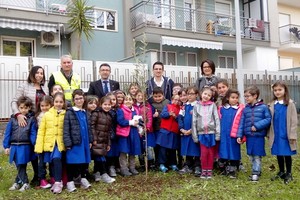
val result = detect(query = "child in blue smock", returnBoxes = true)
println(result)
[3,96,37,191]
[64,89,93,192]
[268,81,297,184]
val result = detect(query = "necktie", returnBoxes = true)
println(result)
[103,80,109,94]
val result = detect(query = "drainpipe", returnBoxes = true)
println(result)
[234,0,244,102]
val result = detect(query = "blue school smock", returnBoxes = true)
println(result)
[178,102,200,156]
[44,145,62,162]
[198,134,216,148]
[146,132,156,147]
[66,110,91,164]
[156,128,179,149]
[219,106,241,160]
[117,109,141,156]
[271,103,296,156]
[107,109,120,157]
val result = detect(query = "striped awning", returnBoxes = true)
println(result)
[161,36,223,50]
[0,18,57,32]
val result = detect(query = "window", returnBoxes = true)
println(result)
[1,36,35,57]
[187,52,197,66]
[157,51,177,65]
[218,56,234,68]
[87,8,117,31]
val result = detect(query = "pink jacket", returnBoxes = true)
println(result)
[230,104,245,138]
[133,103,153,132]
[116,105,133,137]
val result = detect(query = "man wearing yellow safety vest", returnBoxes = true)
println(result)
[48,55,81,104]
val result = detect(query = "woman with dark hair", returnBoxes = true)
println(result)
[11,66,48,127]
[195,59,220,91]
[10,65,48,185]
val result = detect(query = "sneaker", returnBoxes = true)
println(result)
[159,164,168,173]
[66,181,77,192]
[101,173,116,184]
[250,174,259,182]
[109,166,117,177]
[229,171,237,179]
[120,169,132,176]
[200,170,207,179]
[94,172,101,182]
[9,183,20,191]
[170,165,179,171]
[40,179,51,189]
[239,162,246,172]
[80,178,91,189]
[271,171,286,181]
[178,165,193,175]
[194,167,201,177]
[52,182,63,194]
[74,175,81,185]
[129,168,139,175]
[19,183,30,192]
[207,170,213,179]
[284,173,293,184]
[50,177,55,185]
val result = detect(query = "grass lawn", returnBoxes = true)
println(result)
[0,142,299,200]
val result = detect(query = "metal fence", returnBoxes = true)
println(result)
[1,56,300,120]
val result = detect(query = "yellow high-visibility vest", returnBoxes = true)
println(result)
[52,71,81,101]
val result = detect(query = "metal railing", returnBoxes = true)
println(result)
[0,0,70,14]
[279,24,300,44]
[130,1,270,41]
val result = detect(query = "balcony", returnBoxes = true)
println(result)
[279,24,300,53]
[0,0,70,14]
[130,1,270,43]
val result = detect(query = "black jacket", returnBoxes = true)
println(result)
[63,107,93,148]
[87,79,120,99]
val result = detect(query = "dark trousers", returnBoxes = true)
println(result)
[38,154,53,179]
[185,156,200,168]
[95,160,107,175]
[52,158,62,182]
[31,158,38,179]
[277,156,292,173]
[106,156,120,168]
[67,164,88,182]
[15,164,28,184]
[158,146,177,166]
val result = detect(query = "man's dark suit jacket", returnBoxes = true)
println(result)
[87,79,120,99]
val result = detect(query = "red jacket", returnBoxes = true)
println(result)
[160,104,180,134]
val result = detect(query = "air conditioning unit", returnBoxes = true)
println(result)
[41,31,61,46]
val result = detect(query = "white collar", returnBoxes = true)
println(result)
[186,101,197,106]
[73,106,86,112]
[224,104,239,109]
[275,100,284,104]
[154,76,164,87]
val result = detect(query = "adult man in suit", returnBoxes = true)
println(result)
[87,63,120,99]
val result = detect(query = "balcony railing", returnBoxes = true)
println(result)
[0,0,70,14]
[279,24,300,44]
[130,1,270,41]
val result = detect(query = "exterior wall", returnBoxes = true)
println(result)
[268,0,280,48]
[279,51,300,68]
[243,47,278,71]
[0,28,68,58]
[80,0,125,61]
[278,4,300,25]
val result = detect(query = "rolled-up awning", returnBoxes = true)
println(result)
[161,36,223,50]
[0,18,57,32]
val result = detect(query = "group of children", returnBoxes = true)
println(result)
[3,79,298,193]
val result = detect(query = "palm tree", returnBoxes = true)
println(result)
[68,0,94,59]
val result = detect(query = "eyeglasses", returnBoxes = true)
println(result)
[187,93,196,95]
[74,97,84,101]
[244,95,252,98]
[100,69,110,72]
[153,68,163,71]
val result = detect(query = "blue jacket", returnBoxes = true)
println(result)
[3,112,37,148]
[237,100,271,138]
[146,76,174,102]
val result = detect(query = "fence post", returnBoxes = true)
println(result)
[28,56,33,70]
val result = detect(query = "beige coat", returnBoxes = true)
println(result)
[268,100,298,151]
